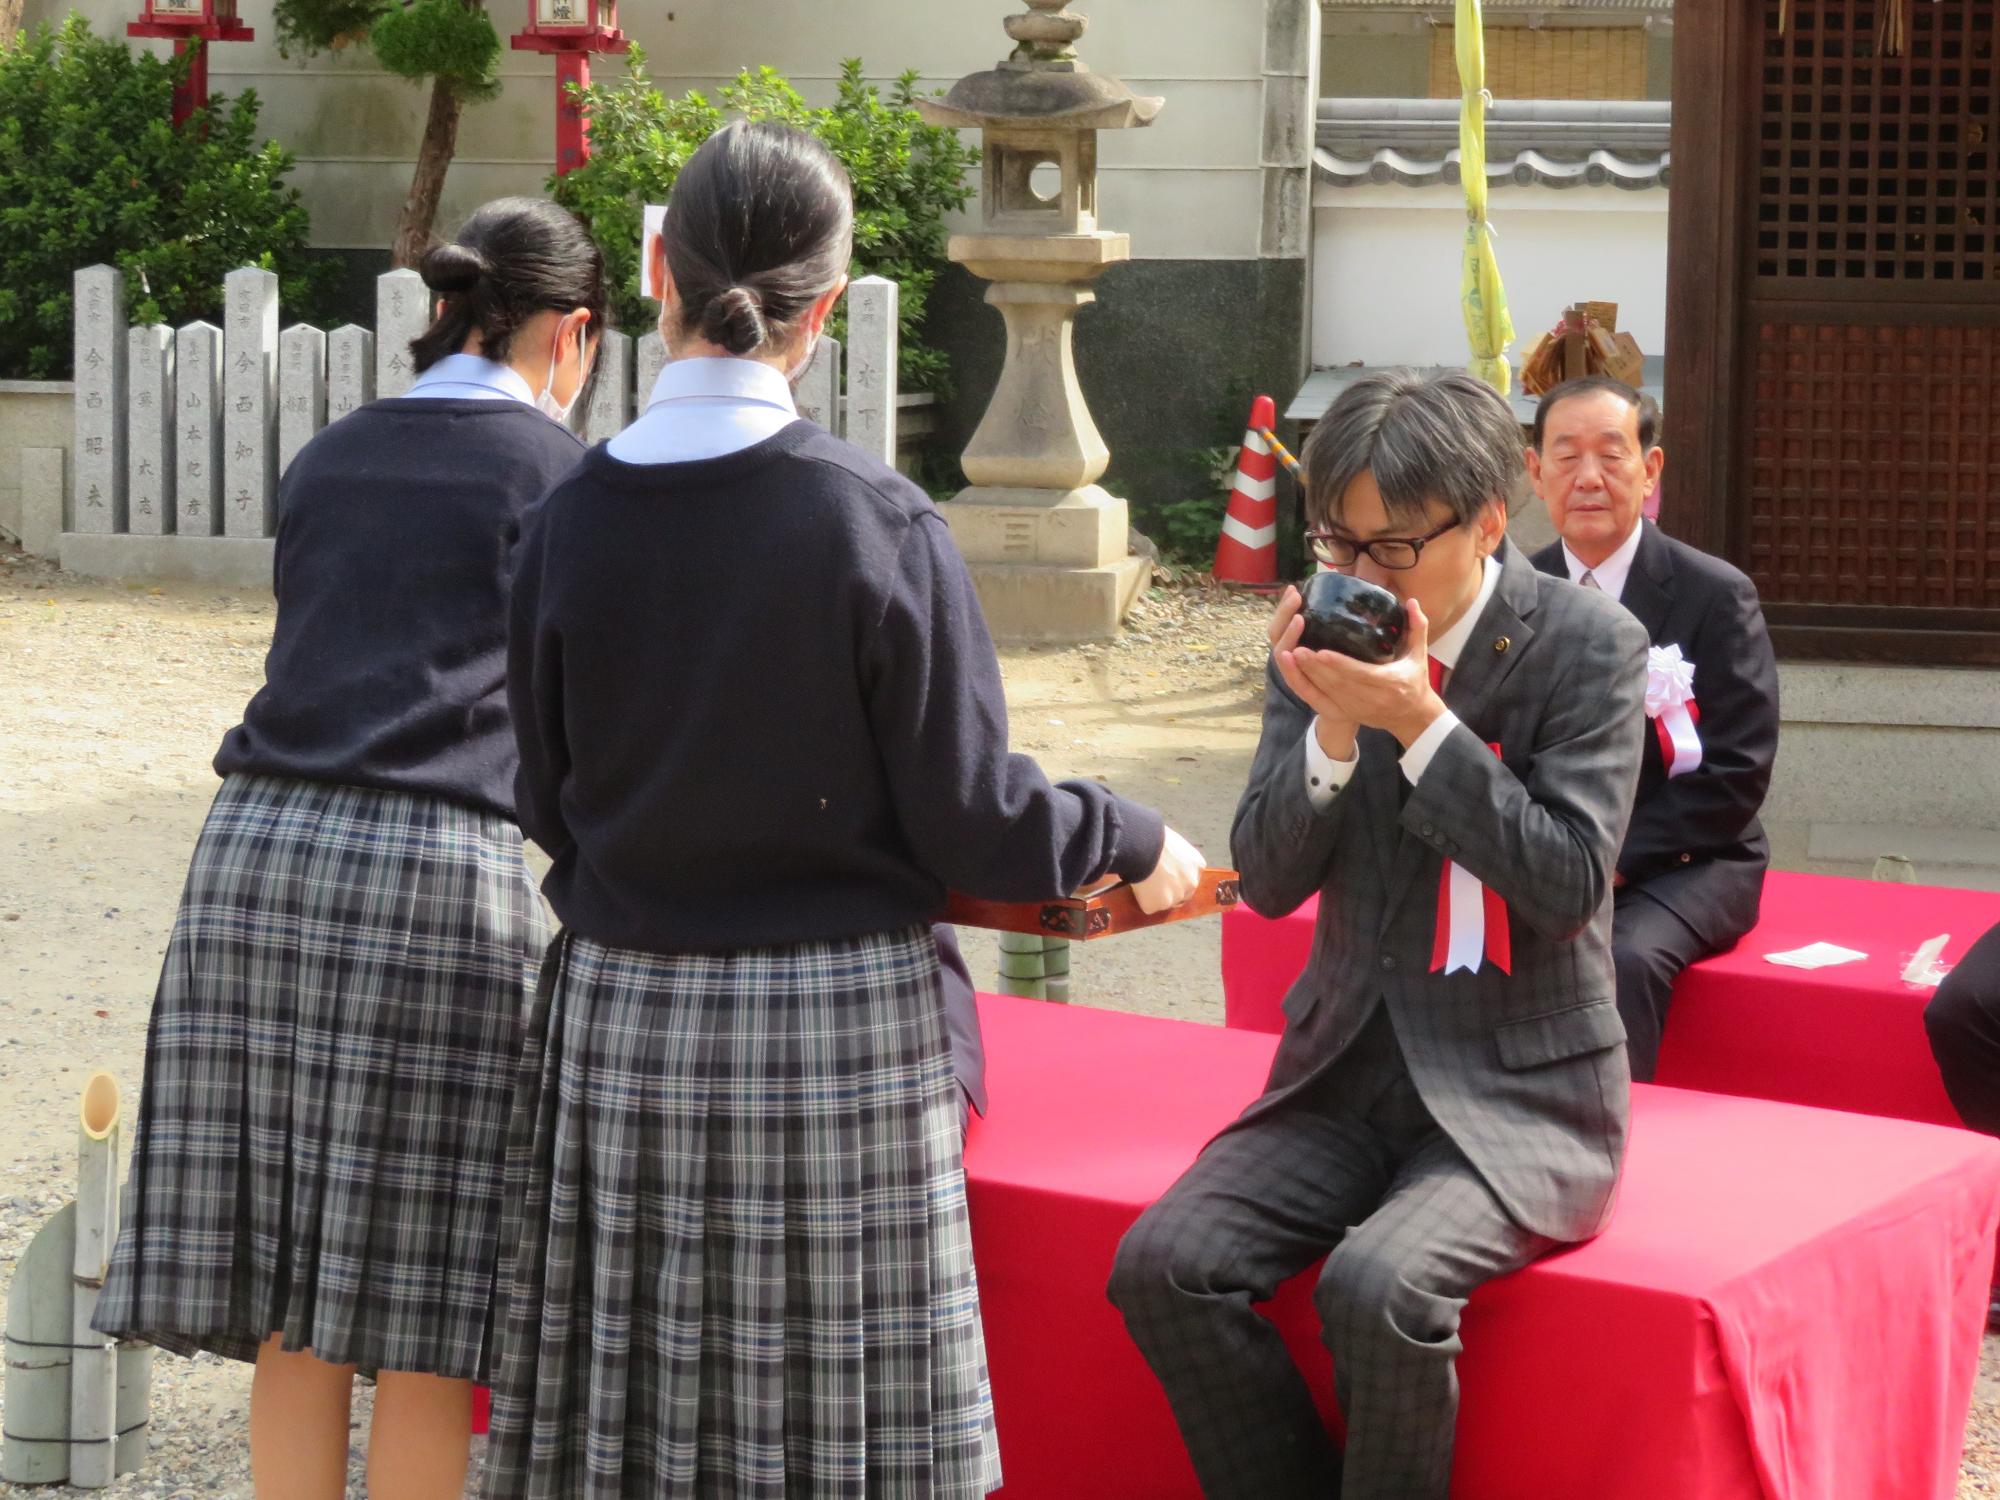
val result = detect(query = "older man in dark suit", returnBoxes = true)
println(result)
[1109,370,1648,1499]
[1526,378,1781,1081]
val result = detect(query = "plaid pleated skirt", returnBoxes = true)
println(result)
[482,925,1002,1500]
[92,773,552,1380]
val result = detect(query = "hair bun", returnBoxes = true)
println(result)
[703,285,769,356]
[420,241,491,296]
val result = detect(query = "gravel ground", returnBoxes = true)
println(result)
[2,545,1994,1495]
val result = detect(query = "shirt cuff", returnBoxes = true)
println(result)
[1399,709,1462,787]
[1303,722,1360,811]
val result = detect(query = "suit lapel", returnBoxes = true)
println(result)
[1375,541,1543,936]
[1617,522,1675,642]
[1432,548,1537,743]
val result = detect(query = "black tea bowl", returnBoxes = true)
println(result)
[1296,571,1408,664]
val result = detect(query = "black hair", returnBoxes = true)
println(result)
[410,197,609,378]
[1532,376,1659,451]
[1302,369,1524,530]
[661,120,854,357]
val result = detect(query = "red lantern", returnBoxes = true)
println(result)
[129,0,254,130]
[512,0,629,176]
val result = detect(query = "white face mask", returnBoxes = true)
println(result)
[537,332,584,426]
[784,331,820,388]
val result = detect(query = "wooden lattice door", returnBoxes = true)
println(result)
[1669,0,2000,661]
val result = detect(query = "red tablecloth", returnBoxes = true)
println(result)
[1658,871,1999,1126]
[1220,891,1319,1032]
[964,993,2000,1500]
[1222,872,2000,1129]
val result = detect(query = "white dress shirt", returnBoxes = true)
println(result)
[1559,518,1644,604]
[607,356,799,464]
[1303,554,1503,809]
[403,353,538,406]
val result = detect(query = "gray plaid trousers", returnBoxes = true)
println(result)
[1108,1010,1552,1500]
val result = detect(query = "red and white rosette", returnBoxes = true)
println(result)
[1430,741,1513,976]
[1645,643,1702,779]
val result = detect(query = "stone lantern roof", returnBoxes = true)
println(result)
[917,2,1163,133]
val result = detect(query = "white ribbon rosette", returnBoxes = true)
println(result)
[1644,643,1702,779]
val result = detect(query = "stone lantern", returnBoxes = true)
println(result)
[920,1,1163,642]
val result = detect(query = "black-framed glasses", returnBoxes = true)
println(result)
[1303,517,1460,571]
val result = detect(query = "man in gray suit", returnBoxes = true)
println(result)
[1109,370,1649,1499]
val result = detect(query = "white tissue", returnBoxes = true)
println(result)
[1901,934,1953,988]
[1763,942,1869,971]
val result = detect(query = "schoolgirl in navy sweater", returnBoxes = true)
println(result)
[96,198,603,1500]
[484,123,1201,1499]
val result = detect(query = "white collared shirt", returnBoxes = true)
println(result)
[607,356,799,464]
[404,353,538,407]
[1560,518,1644,604]
[1302,554,1503,808]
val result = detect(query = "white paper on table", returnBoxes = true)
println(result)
[1763,942,1869,970]
[1901,933,1953,988]
[639,204,668,300]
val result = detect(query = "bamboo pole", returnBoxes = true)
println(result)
[67,1071,121,1488]
[3,1202,78,1484]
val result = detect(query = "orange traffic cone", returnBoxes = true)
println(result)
[1213,394,1280,588]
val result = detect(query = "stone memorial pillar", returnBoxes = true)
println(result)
[636,331,667,413]
[582,330,633,444]
[846,277,899,466]
[223,267,279,537]
[174,322,222,538]
[375,268,427,398]
[72,266,128,534]
[794,337,841,434]
[919,3,1163,641]
[279,325,328,478]
[126,326,175,536]
[327,326,376,422]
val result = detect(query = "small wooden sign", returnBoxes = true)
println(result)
[944,868,1241,941]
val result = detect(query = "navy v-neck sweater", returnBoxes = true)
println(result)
[507,421,1166,953]
[215,398,586,816]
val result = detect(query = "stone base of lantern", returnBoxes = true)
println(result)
[944,482,1147,642]
[944,484,1128,568]
[961,554,1150,644]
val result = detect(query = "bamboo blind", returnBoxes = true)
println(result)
[1427,26,1649,101]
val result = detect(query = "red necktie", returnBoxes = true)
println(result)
[1428,656,1446,694]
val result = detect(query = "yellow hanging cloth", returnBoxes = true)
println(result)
[1456,0,1515,395]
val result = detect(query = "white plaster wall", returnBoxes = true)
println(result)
[1310,182,1669,368]
[28,0,1272,261]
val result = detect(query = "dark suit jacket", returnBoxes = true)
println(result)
[1531,522,1778,951]
[1231,541,1649,1242]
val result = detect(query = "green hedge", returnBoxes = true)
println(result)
[0,15,336,380]
[553,53,978,398]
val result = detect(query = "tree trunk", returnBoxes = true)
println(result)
[392,77,464,269]
[0,0,29,52]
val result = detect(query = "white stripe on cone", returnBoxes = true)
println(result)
[1244,429,1272,456]
[1234,474,1277,503]
[1220,514,1278,550]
